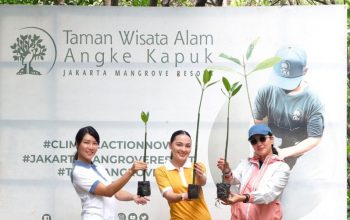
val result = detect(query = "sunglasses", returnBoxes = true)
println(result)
[249,135,269,145]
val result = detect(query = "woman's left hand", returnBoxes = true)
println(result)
[194,163,207,186]
[194,163,204,177]
[130,161,148,174]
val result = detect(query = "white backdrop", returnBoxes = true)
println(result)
[0,5,347,220]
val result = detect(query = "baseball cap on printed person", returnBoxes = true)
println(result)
[248,124,272,140]
[270,46,307,90]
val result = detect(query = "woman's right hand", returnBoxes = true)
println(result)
[130,161,148,174]
[220,192,245,205]
[217,157,230,172]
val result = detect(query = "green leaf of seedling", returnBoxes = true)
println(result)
[230,81,240,92]
[219,53,241,66]
[249,56,281,74]
[222,77,231,92]
[141,111,149,123]
[203,69,213,84]
[206,80,219,89]
[246,38,259,60]
[231,84,242,97]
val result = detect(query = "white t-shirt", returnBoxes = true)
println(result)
[71,160,118,220]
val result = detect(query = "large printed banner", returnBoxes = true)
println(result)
[0,5,347,220]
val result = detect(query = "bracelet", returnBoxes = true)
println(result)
[242,194,250,203]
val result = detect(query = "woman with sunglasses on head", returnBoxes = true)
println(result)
[217,124,290,220]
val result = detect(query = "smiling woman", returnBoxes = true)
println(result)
[75,129,98,163]
[154,130,211,220]
[216,124,290,220]
[70,126,150,220]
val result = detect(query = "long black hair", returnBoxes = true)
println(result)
[73,126,100,160]
[267,132,278,155]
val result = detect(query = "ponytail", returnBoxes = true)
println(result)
[268,132,278,155]
[272,145,278,155]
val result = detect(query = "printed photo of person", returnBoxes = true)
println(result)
[253,46,325,169]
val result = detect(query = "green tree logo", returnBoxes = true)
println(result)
[10,34,47,75]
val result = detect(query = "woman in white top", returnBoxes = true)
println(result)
[71,126,149,220]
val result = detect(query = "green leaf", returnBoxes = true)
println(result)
[230,81,239,92]
[219,53,241,66]
[231,84,242,97]
[206,80,219,88]
[203,69,212,84]
[222,77,231,92]
[250,56,281,73]
[246,38,259,60]
[141,111,149,123]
